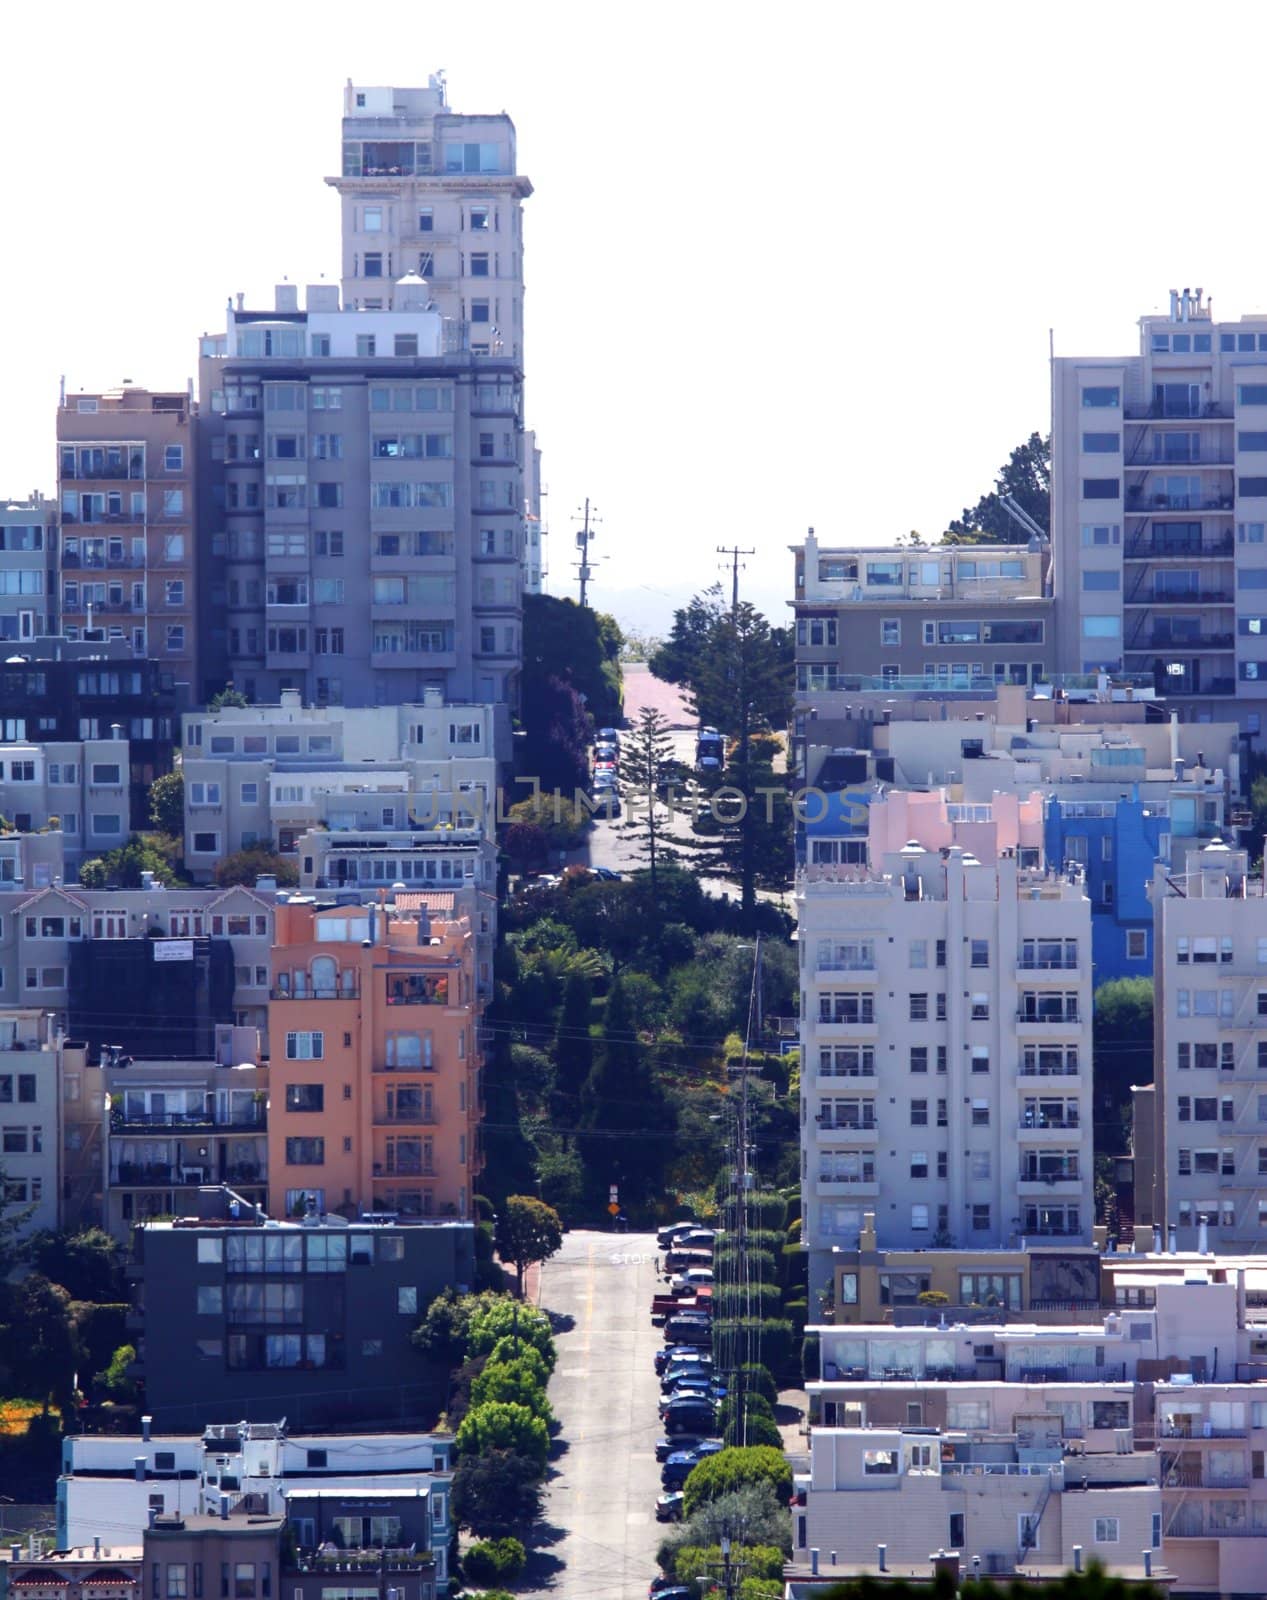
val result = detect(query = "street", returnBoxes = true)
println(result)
[527,1229,665,1599]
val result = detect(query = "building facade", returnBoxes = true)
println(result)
[131,1192,474,1429]
[792,531,1055,698]
[195,285,523,718]
[0,1008,61,1234]
[267,896,482,1221]
[1051,287,1267,729]
[0,737,141,868]
[0,495,55,642]
[328,79,531,364]
[1149,842,1267,1249]
[56,388,197,702]
[799,845,1094,1294]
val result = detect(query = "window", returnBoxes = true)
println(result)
[1082,387,1120,408]
[285,1031,324,1060]
[398,1286,418,1315]
[910,1046,928,1074]
[1127,929,1147,960]
[971,1099,990,1126]
[285,1137,325,1165]
[910,1205,929,1232]
[909,993,928,1021]
[1082,432,1120,453]
[971,1204,990,1231]
[909,1151,928,1179]
[164,445,184,472]
[910,1099,928,1126]
[881,618,900,646]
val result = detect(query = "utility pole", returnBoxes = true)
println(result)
[574,498,600,606]
[716,544,755,616]
[706,1534,747,1600]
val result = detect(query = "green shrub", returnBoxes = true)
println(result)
[673,1544,784,1586]
[713,1317,795,1375]
[711,1283,783,1319]
[485,1339,550,1388]
[467,1299,556,1372]
[473,1194,497,1223]
[682,1447,792,1517]
[802,1333,820,1385]
[455,1402,548,1473]
[463,1537,525,1584]
[783,1297,809,1335]
[724,1411,782,1449]
[739,1363,778,1407]
[470,1357,552,1423]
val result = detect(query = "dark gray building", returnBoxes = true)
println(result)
[133,1189,475,1429]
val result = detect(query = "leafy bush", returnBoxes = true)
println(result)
[724,1410,782,1449]
[214,847,299,888]
[682,1446,792,1517]
[463,1537,526,1584]
[470,1356,553,1422]
[782,1298,808,1334]
[739,1364,778,1407]
[802,1333,820,1384]
[455,1402,548,1472]
[659,1482,793,1563]
[453,1449,543,1536]
[467,1299,557,1372]
[713,1317,795,1375]
[673,1545,785,1585]
[711,1283,783,1319]
[485,1339,550,1388]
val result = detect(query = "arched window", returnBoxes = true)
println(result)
[311,955,338,998]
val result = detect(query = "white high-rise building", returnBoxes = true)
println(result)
[799,844,1094,1297]
[1052,287,1267,731]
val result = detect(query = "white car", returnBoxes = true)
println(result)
[670,1266,714,1293]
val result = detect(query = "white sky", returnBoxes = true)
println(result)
[5,0,1267,635]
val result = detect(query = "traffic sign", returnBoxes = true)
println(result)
[608,1202,620,1215]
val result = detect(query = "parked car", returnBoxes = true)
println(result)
[655,1433,703,1462]
[664,1315,712,1347]
[664,1246,714,1274]
[596,793,621,818]
[594,741,619,762]
[598,726,622,747]
[661,1452,702,1490]
[677,1228,717,1250]
[592,865,623,881]
[655,1344,707,1376]
[662,1399,716,1436]
[657,1221,699,1249]
[655,1490,685,1522]
[661,1363,712,1393]
[670,1267,715,1294]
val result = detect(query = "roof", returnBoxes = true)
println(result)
[281,1484,431,1499]
[388,892,456,913]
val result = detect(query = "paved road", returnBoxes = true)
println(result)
[529,1229,664,1599]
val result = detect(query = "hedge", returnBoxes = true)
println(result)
[713,1317,796,1375]
[711,1283,783,1319]
[463,1538,525,1584]
[802,1332,820,1384]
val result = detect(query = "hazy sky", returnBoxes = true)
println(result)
[6,0,1267,635]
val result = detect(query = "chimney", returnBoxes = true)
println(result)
[141,1414,152,1442]
[810,1550,819,1576]
[10,1546,20,1563]
[219,1494,230,1520]
[1169,289,1179,320]
[1143,1551,1152,1578]
[877,1545,887,1572]
[148,1509,158,1529]
[94,1538,101,1558]
[1153,1225,1163,1255]
[1073,1546,1083,1573]
[1198,1215,1210,1255]
[1168,1224,1178,1254]
[134,1456,146,1482]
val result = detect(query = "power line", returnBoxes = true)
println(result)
[716,545,755,616]
[572,497,600,607]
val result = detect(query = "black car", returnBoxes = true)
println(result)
[655,1344,708,1376]
[655,1433,703,1462]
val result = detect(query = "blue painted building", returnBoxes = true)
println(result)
[1045,784,1225,985]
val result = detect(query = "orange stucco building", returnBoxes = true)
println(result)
[267,892,482,1220]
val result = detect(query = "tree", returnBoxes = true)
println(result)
[503,820,549,874]
[1093,977,1154,1155]
[452,1448,544,1536]
[455,1401,549,1472]
[523,594,623,730]
[0,1274,80,1416]
[148,771,185,837]
[505,791,590,851]
[94,1342,138,1401]
[659,1482,792,1563]
[619,706,680,897]
[467,1298,556,1370]
[208,685,249,710]
[79,835,180,889]
[28,1228,125,1302]
[579,973,672,1205]
[518,674,592,794]
[681,1446,792,1517]
[552,971,594,1122]
[493,1196,563,1299]
[484,1339,550,1388]
[214,847,299,888]
[944,431,1050,544]
[463,1538,525,1585]
[650,587,727,699]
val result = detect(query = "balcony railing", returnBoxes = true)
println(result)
[816,1115,878,1132]
[372,1161,436,1178]
[1126,492,1234,512]
[1124,401,1228,420]
[1019,1164,1082,1182]
[1124,536,1234,559]
[1019,1113,1080,1129]
[61,552,147,569]
[816,1172,876,1187]
[1125,631,1234,651]
[1009,1363,1124,1383]
[1017,1008,1081,1025]
[270,983,360,1000]
[1018,1061,1080,1076]
[114,1108,264,1130]
[375,1111,438,1126]
[291,1551,435,1575]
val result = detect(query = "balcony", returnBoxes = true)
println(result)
[1009,1362,1124,1383]
[113,1107,265,1131]
[372,1161,436,1179]
[1126,491,1234,513]
[815,1174,878,1196]
[816,959,877,974]
[291,1551,435,1576]
[1019,1163,1082,1185]
[374,1111,438,1126]
[1019,1111,1080,1130]
[1123,588,1234,605]
[1017,1007,1081,1026]
[1124,535,1234,559]
[1017,956,1079,972]
[270,982,360,1001]
[1124,402,1230,420]
[61,551,147,569]
[816,1115,878,1139]
[1018,1060,1080,1077]
[1125,631,1234,651]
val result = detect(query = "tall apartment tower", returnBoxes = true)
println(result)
[196,284,523,717]
[328,78,532,363]
[0,494,56,642]
[799,844,1094,1298]
[1149,842,1267,1250]
[1052,287,1267,730]
[56,387,198,705]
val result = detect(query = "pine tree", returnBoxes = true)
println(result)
[552,970,594,1126]
[618,706,680,896]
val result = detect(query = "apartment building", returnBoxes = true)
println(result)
[799,844,1094,1295]
[792,530,1055,696]
[130,1188,474,1429]
[180,690,500,868]
[0,1009,60,1234]
[267,895,482,1221]
[0,495,55,641]
[328,79,532,362]
[1149,841,1267,1250]
[141,1514,284,1600]
[0,882,277,1048]
[0,1546,143,1599]
[0,736,141,867]
[0,641,177,820]
[1050,286,1267,728]
[59,1418,453,1549]
[195,285,523,717]
[57,387,197,702]
[56,1044,269,1237]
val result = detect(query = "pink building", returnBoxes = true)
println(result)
[867,788,1046,867]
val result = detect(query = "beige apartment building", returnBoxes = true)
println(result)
[1149,840,1267,1249]
[328,79,532,362]
[1051,286,1267,729]
[56,386,197,702]
[798,844,1094,1295]
[195,283,523,715]
[792,530,1055,697]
